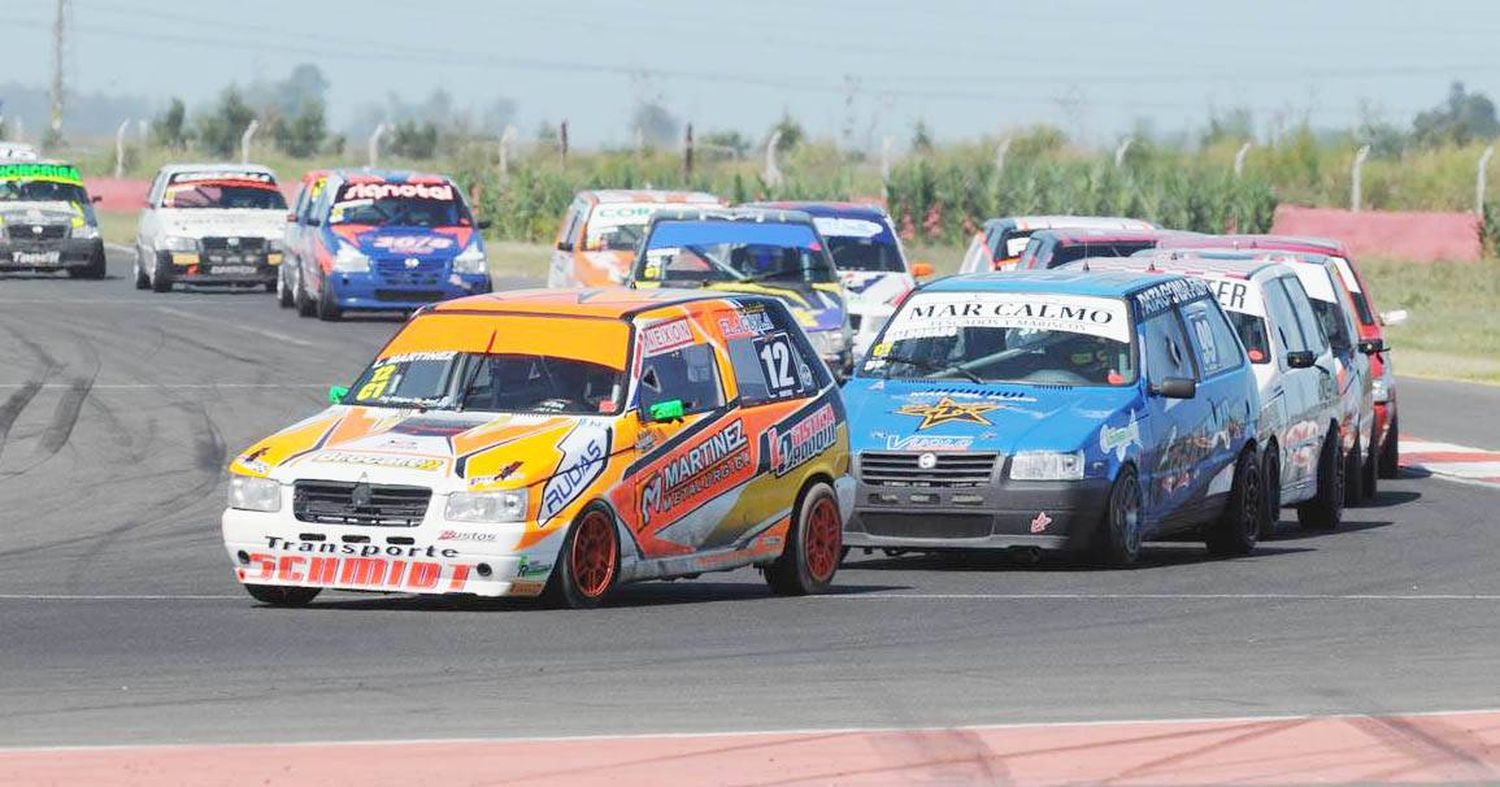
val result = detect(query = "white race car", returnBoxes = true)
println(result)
[135,163,288,293]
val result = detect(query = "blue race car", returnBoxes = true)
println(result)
[843,270,1263,565]
[289,170,492,321]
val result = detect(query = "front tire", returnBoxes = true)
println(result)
[68,245,106,279]
[1379,414,1400,479]
[1205,449,1261,557]
[1093,465,1143,567]
[765,481,842,595]
[150,254,173,293]
[316,274,342,321]
[133,249,150,289]
[1297,429,1344,530]
[244,584,320,606]
[542,504,619,609]
[295,268,316,317]
[277,265,295,307]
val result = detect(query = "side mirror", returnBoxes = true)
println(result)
[328,385,349,405]
[1380,309,1408,326]
[912,261,934,278]
[1151,377,1196,399]
[646,399,685,423]
[90,195,103,204]
[1286,350,1317,369]
[477,219,493,230]
[1358,338,1386,355]
[556,240,573,252]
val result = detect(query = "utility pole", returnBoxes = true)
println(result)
[49,0,69,144]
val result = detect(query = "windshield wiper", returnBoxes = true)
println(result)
[881,351,984,383]
[738,266,806,284]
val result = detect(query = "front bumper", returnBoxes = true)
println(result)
[846,454,1110,550]
[223,507,547,597]
[0,237,101,271]
[328,270,492,310]
[158,249,280,285]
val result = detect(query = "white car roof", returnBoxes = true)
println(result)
[157,162,277,178]
[0,142,41,161]
[590,189,720,204]
[1009,216,1156,232]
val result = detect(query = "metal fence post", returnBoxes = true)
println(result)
[1477,145,1495,216]
[114,118,129,177]
[239,118,258,165]
[683,122,694,180]
[1114,137,1133,169]
[1351,145,1371,212]
[763,130,784,188]
[1234,142,1252,178]
[367,122,386,168]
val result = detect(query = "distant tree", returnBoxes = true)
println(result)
[196,87,256,157]
[1200,106,1254,147]
[910,119,934,153]
[1412,81,1500,147]
[535,120,560,144]
[388,118,439,159]
[631,100,680,148]
[274,98,326,158]
[701,129,751,158]
[769,112,804,153]
[276,63,329,116]
[1356,101,1408,158]
[150,97,191,150]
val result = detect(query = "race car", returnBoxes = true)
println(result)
[958,215,1159,274]
[627,207,854,376]
[1156,233,1401,480]
[288,170,492,320]
[135,163,288,292]
[223,288,852,607]
[1067,255,1346,535]
[1015,228,1168,270]
[548,189,724,288]
[746,201,933,359]
[276,168,329,308]
[1143,247,1379,504]
[842,270,1263,565]
[0,159,106,278]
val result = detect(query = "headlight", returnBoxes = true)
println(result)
[332,242,370,272]
[808,330,846,357]
[1372,377,1390,403]
[161,235,199,252]
[445,489,528,523]
[73,224,100,240]
[228,475,282,512]
[453,243,487,274]
[1009,451,1086,481]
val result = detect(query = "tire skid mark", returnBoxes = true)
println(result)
[0,381,44,465]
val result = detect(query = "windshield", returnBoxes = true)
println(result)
[347,350,623,414]
[815,216,905,273]
[637,220,835,285]
[163,182,286,210]
[329,181,472,227]
[0,179,90,206]
[862,291,1136,386]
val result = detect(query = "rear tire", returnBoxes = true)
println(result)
[244,584,320,606]
[542,504,619,609]
[765,481,842,595]
[1297,429,1344,530]
[1379,414,1400,479]
[1257,446,1280,541]
[1206,449,1261,557]
[1093,465,1143,567]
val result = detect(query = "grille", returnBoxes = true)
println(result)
[863,513,992,539]
[375,258,445,286]
[200,236,266,252]
[375,289,446,303]
[859,451,999,487]
[7,224,67,241]
[292,480,431,527]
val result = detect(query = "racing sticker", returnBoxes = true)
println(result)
[311,451,443,471]
[639,420,753,526]
[1099,411,1142,461]
[1134,277,1213,318]
[717,307,775,339]
[765,402,838,477]
[539,422,611,525]
[885,292,1131,344]
[894,396,1001,431]
[753,331,812,399]
[338,181,455,202]
[885,434,975,451]
[243,539,474,593]
[640,317,695,357]
[1204,277,1262,316]
[168,169,274,184]
[369,235,456,254]
[813,217,885,238]
[0,162,83,184]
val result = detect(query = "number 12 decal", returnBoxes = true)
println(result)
[755,333,801,397]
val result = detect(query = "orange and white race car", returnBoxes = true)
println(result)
[547,189,724,288]
[222,288,852,608]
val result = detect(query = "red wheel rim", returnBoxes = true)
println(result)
[804,496,842,582]
[570,511,617,598]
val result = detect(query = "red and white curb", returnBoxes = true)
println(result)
[1402,437,1500,487]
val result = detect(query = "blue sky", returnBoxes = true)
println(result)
[8,0,1500,146]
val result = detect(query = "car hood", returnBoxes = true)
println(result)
[699,280,848,333]
[0,201,84,225]
[231,406,613,495]
[839,270,915,313]
[158,208,285,239]
[842,377,1145,457]
[329,225,474,259]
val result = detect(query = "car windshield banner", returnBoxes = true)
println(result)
[885,292,1131,344]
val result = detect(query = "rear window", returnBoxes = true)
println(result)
[1049,241,1158,268]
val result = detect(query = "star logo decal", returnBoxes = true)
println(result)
[894,397,1001,431]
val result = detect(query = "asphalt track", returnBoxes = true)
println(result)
[3,249,1500,778]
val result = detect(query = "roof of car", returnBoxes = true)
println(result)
[981,215,1157,233]
[583,189,722,205]
[1155,247,1336,268]
[426,287,747,320]
[744,201,889,219]
[1156,233,1345,255]
[1031,228,1168,245]
[328,168,453,184]
[925,269,1188,298]
[1061,254,1288,281]
[647,206,815,225]
[157,162,277,177]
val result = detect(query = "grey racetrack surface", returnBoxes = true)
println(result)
[1,250,1498,748]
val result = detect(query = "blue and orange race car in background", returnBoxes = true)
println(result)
[286,169,492,320]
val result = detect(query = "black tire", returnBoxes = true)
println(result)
[277,266,295,307]
[263,281,276,293]
[1343,435,1364,506]
[133,250,150,290]
[68,246,106,279]
[150,254,173,293]
[1379,414,1400,479]
[295,269,316,317]
[1258,446,1281,541]
[316,274,342,321]
[1206,448,1261,557]
[1361,424,1379,503]
[542,503,619,609]
[765,481,842,595]
[244,584,320,606]
[1093,465,1144,567]
[1297,429,1344,530]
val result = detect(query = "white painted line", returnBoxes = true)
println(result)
[154,305,316,348]
[1418,461,1500,478]
[0,383,328,390]
[821,592,1500,601]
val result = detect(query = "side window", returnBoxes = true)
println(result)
[1182,299,1243,376]
[147,173,167,207]
[1142,310,1197,384]
[1278,277,1328,355]
[719,304,828,405]
[1307,272,1353,352]
[638,343,724,416]
[1262,279,1310,357]
[563,202,588,249]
